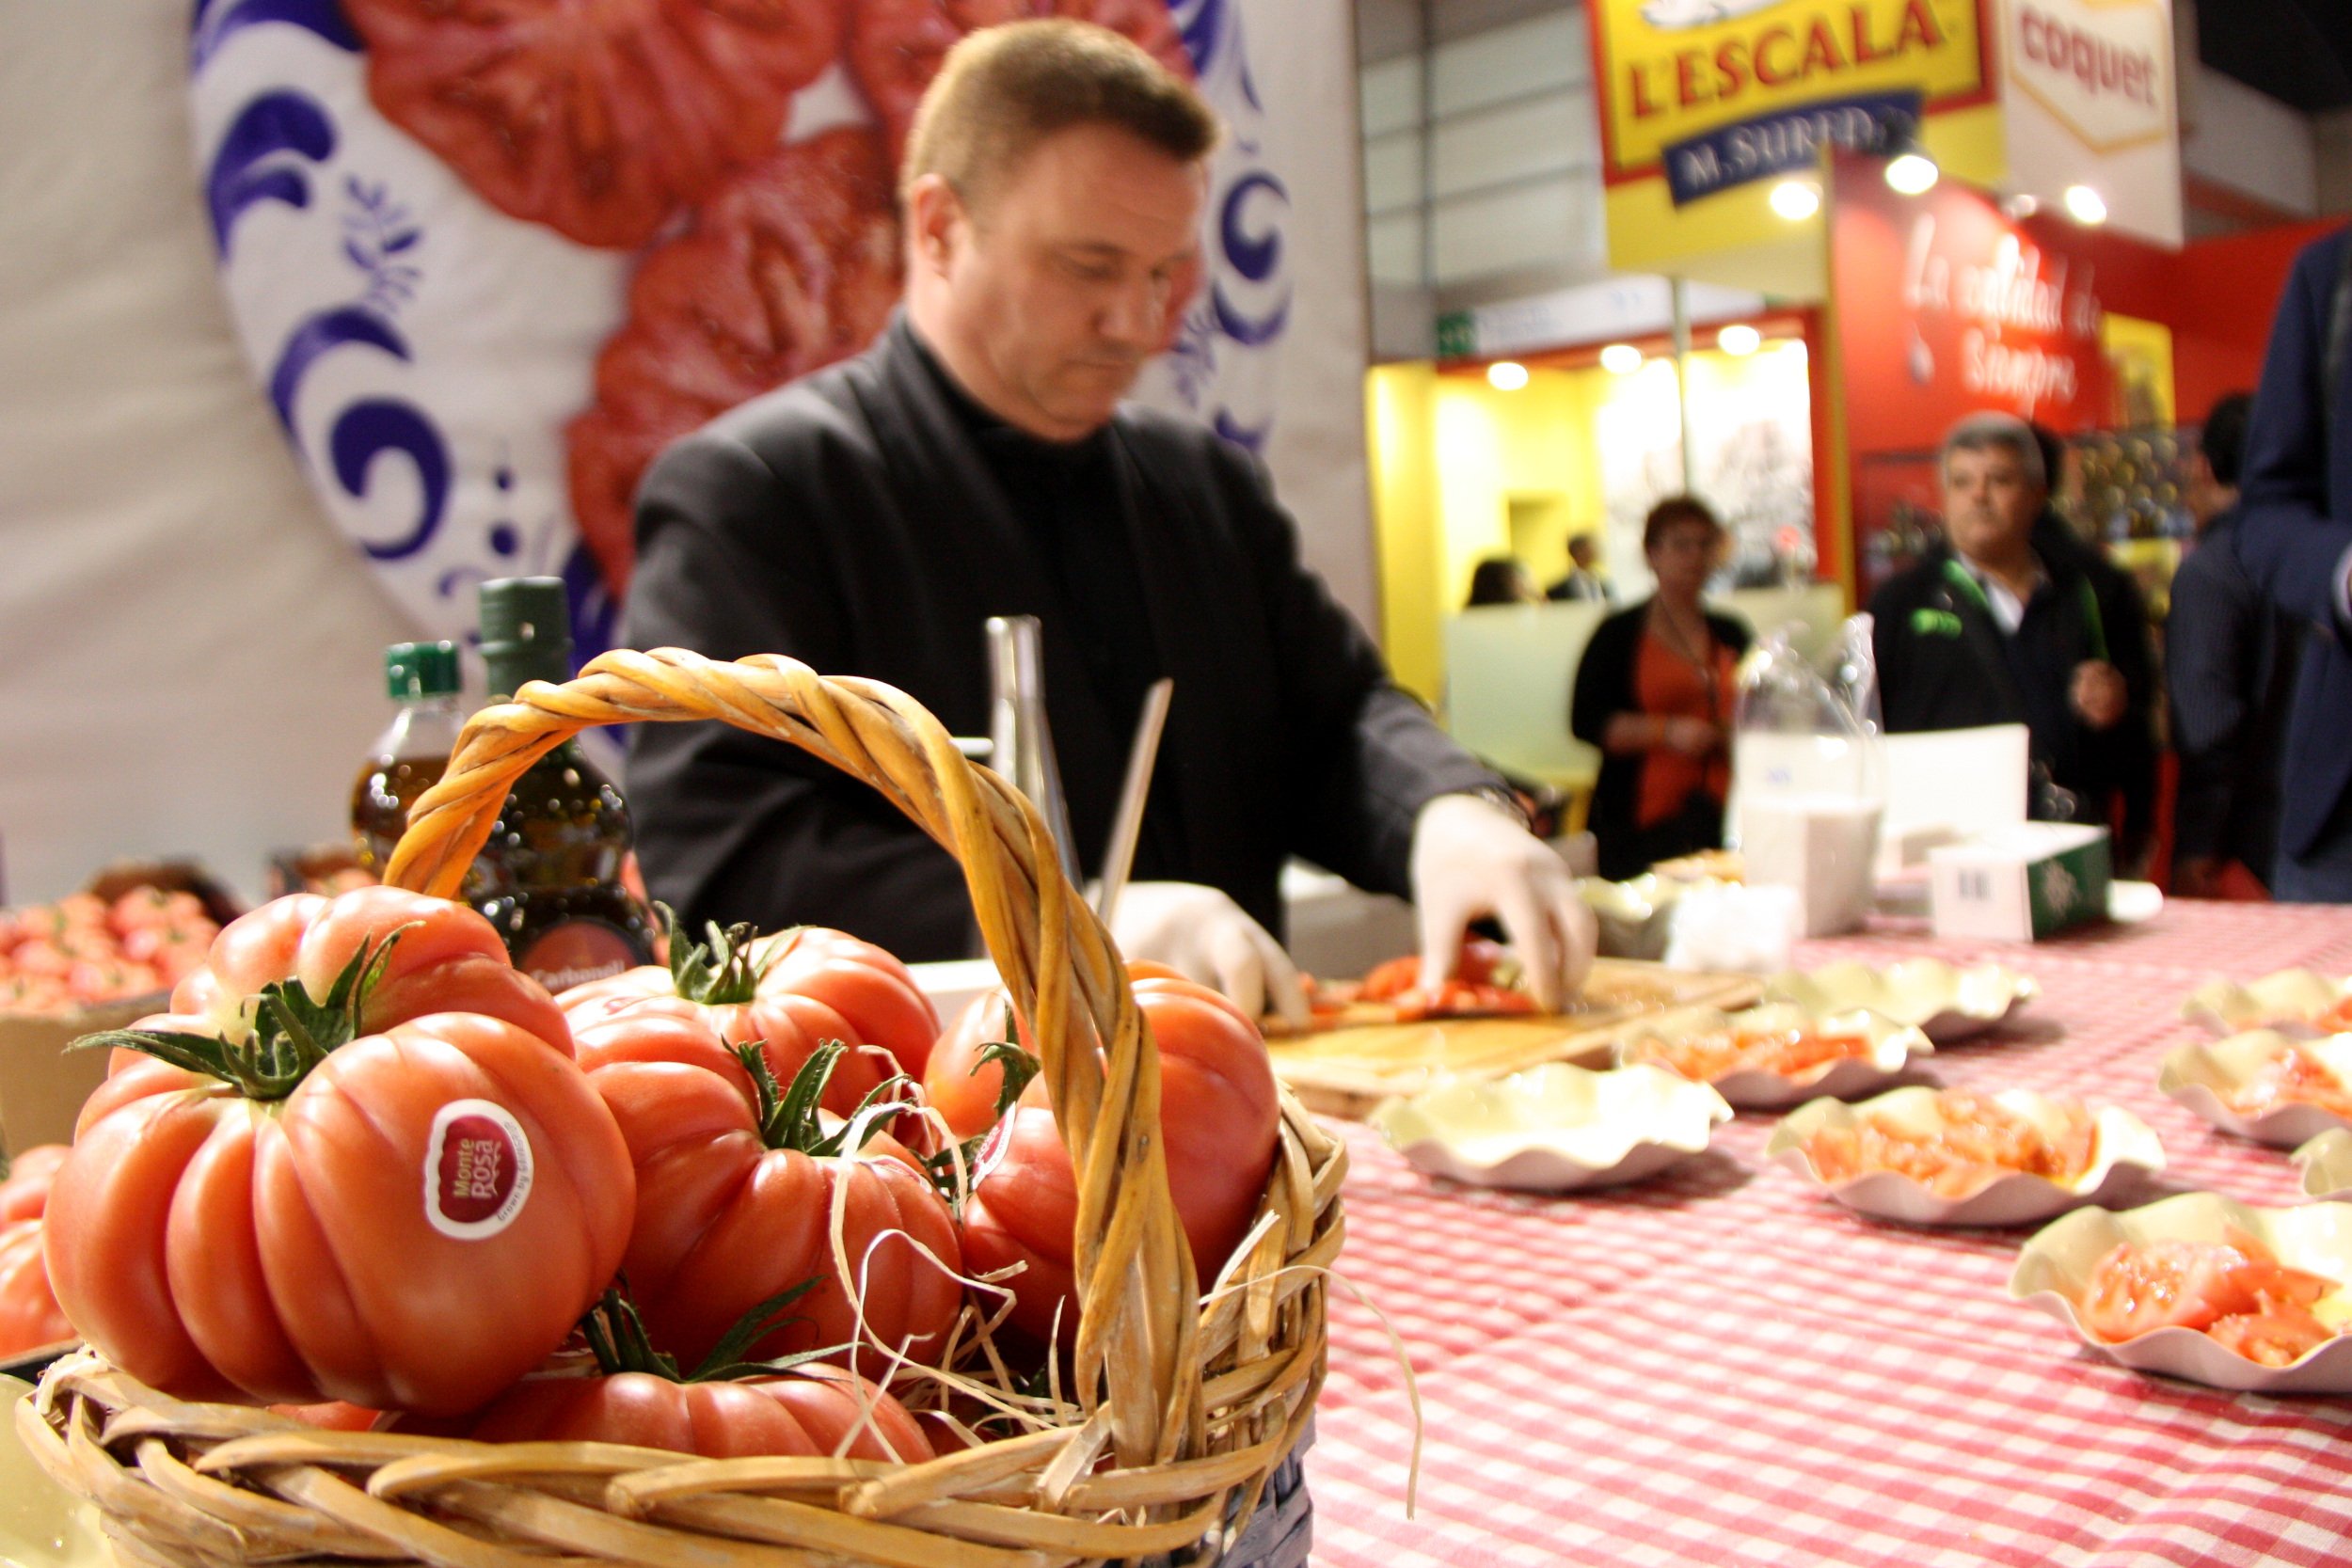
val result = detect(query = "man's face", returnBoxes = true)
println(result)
[1941,443,2043,562]
[922,123,1204,441]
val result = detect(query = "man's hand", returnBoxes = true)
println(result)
[2070,659,2129,730]
[1106,881,1308,1028]
[1661,717,1724,756]
[1409,792,1598,1013]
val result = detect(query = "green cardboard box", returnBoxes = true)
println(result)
[1927,824,2111,941]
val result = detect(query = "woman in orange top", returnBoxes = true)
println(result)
[1570,497,1752,880]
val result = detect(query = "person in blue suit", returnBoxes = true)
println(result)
[2234,227,2352,900]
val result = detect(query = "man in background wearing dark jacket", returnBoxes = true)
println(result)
[2236,226,2352,901]
[2167,393,2301,897]
[1868,413,2158,870]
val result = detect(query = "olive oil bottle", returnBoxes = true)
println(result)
[351,640,464,878]
[473,577,655,991]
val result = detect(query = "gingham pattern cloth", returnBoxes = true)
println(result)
[1310,902,2352,1567]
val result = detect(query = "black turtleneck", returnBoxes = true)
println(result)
[902,325,1166,855]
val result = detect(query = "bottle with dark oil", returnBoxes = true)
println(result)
[473,577,655,992]
[351,640,464,879]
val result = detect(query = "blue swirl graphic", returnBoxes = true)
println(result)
[269,306,409,432]
[191,0,361,71]
[1218,172,1286,283]
[329,400,450,561]
[204,91,335,258]
[1172,0,1226,74]
[1213,410,1272,454]
[1211,172,1290,349]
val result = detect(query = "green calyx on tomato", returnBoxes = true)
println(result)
[579,1280,836,1385]
[733,1040,918,1159]
[72,927,412,1101]
[660,904,776,1006]
[920,1037,1040,1211]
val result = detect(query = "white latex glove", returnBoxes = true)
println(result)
[1410,792,1598,1013]
[1105,880,1310,1028]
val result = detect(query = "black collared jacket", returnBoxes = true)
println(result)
[620,313,1499,959]
[1866,523,2157,863]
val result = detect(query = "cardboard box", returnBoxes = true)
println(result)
[0,860,243,1155]
[0,995,150,1155]
[1928,824,2111,942]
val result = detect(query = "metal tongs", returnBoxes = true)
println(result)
[981,615,1171,926]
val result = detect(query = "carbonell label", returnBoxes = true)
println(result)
[424,1099,534,1241]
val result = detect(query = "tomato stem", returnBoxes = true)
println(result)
[578,1281,835,1383]
[660,904,775,1006]
[71,927,411,1101]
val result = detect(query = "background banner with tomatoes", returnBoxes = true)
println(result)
[187,0,1375,669]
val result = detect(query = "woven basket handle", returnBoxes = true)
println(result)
[383,646,1204,1466]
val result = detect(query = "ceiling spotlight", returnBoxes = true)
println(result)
[1486,361,1530,391]
[1599,342,1644,375]
[1884,150,1939,196]
[2063,184,2107,225]
[1769,179,1821,221]
[2004,192,2040,219]
[1717,324,1761,356]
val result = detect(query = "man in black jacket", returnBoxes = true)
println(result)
[2167,393,2300,896]
[2236,226,2352,901]
[622,21,1596,1015]
[1867,413,2158,868]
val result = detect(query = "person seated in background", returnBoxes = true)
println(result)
[1571,497,1752,881]
[1869,412,2158,871]
[1546,533,1612,602]
[1465,555,1541,608]
[2169,393,2302,898]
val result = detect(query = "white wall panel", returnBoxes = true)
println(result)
[1432,173,1605,282]
[1430,88,1597,198]
[1432,10,1588,117]
[1362,132,1424,214]
[1369,211,1426,284]
[2182,63,2318,215]
[1360,54,1423,137]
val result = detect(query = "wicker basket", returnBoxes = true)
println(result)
[19,648,1344,1567]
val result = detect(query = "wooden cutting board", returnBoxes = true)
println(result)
[1266,958,1761,1120]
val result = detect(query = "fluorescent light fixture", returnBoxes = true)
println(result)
[1769,179,1820,221]
[1884,150,1939,196]
[1717,324,1762,356]
[2063,184,2107,225]
[1599,342,1644,375]
[1486,361,1530,391]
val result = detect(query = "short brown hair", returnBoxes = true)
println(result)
[1643,495,1724,553]
[901,20,1219,211]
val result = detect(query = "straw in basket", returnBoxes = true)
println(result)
[18,648,1343,1567]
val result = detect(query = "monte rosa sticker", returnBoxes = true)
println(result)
[424,1098,535,1241]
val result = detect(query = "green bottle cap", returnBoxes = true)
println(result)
[385,641,460,702]
[478,578,572,698]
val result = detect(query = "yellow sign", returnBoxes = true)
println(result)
[1592,0,1994,182]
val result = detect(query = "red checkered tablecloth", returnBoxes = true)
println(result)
[1307,901,2352,1568]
